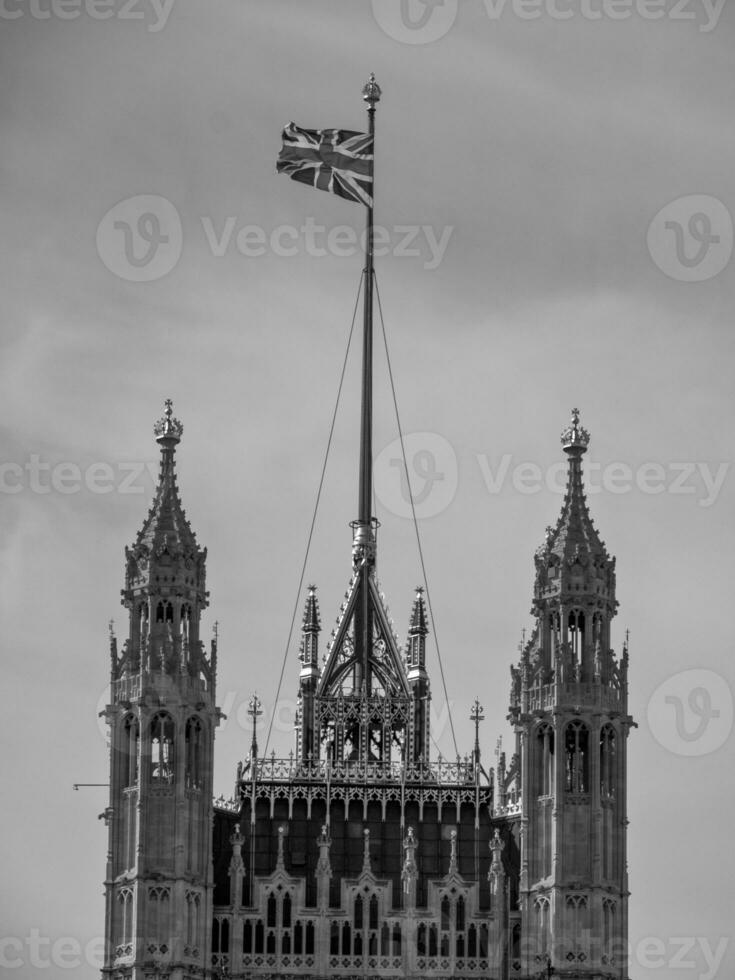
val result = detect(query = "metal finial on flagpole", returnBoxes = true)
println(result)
[362,73,381,107]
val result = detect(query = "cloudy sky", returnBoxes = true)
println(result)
[2,1,734,977]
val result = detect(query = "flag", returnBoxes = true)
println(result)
[276,123,374,207]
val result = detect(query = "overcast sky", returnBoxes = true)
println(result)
[2,1,735,978]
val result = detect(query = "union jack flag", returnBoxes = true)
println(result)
[276,123,374,207]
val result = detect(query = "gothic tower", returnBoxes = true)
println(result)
[507,410,633,979]
[102,401,220,980]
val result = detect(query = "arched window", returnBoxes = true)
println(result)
[568,609,585,661]
[511,922,521,961]
[148,887,170,945]
[184,891,200,950]
[534,895,550,954]
[243,920,252,954]
[369,894,378,931]
[267,893,277,928]
[150,713,174,782]
[180,604,190,637]
[117,887,133,947]
[602,899,617,963]
[123,715,139,787]
[456,895,465,931]
[354,894,363,931]
[283,892,292,929]
[441,895,450,931]
[185,717,202,789]
[565,894,589,950]
[565,721,589,793]
[535,723,554,797]
[600,724,616,798]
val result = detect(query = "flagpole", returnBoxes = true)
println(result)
[354,73,381,705]
[358,73,380,534]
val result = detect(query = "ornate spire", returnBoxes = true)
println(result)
[132,400,200,560]
[408,586,428,636]
[302,585,321,634]
[119,401,209,680]
[532,409,616,616]
[448,829,458,876]
[361,828,372,876]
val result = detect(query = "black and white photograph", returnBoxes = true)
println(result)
[1,2,733,979]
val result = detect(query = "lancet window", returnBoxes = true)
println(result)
[185,717,203,789]
[600,724,616,799]
[122,715,139,787]
[568,609,585,661]
[564,720,589,793]
[534,722,554,797]
[184,891,201,955]
[115,887,133,957]
[602,898,617,965]
[150,712,175,782]
[148,886,170,947]
[533,895,550,955]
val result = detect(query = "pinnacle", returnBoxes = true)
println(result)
[133,402,201,558]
